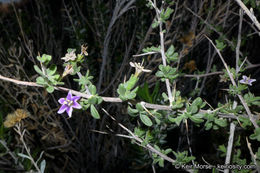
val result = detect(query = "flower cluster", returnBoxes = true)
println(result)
[4,109,30,128]
[61,50,77,62]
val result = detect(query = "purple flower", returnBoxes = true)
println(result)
[239,75,256,86]
[58,91,82,118]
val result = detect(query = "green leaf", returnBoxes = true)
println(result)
[37,54,52,65]
[88,96,98,105]
[168,114,176,122]
[127,91,137,100]
[46,64,57,76]
[162,92,168,101]
[54,74,60,80]
[174,115,185,126]
[136,103,144,112]
[97,97,103,104]
[173,151,195,165]
[36,77,46,85]
[166,45,175,56]
[165,148,172,154]
[90,105,100,119]
[82,103,90,110]
[190,113,204,124]
[118,84,126,95]
[172,102,184,109]
[190,105,198,114]
[67,48,76,53]
[142,46,161,53]
[57,81,65,85]
[156,65,178,82]
[46,85,54,93]
[218,144,227,154]
[189,116,204,124]
[166,45,178,63]
[125,75,138,91]
[144,131,153,144]
[137,82,152,103]
[140,113,153,126]
[249,128,260,141]
[34,65,44,76]
[214,118,227,127]
[192,97,203,107]
[158,158,164,167]
[134,127,145,137]
[213,125,219,130]
[160,7,174,22]
[152,20,159,28]
[128,106,139,117]
[238,116,251,128]
[244,92,260,106]
[89,84,97,95]
[256,147,260,161]
[43,54,52,62]
[74,70,94,89]
[215,40,226,51]
[205,122,213,130]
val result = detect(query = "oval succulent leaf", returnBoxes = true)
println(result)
[46,85,54,93]
[89,84,97,95]
[46,64,57,76]
[34,65,44,76]
[36,76,46,85]
[90,105,100,119]
[128,106,139,117]
[140,113,153,127]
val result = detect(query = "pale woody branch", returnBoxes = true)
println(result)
[0,74,258,120]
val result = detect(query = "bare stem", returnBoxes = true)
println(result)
[224,122,236,173]
[236,9,243,73]
[14,124,41,173]
[234,0,260,33]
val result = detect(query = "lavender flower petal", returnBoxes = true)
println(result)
[67,91,73,100]
[58,98,65,104]
[248,79,256,86]
[239,79,246,84]
[66,106,73,118]
[58,104,67,114]
[72,102,82,109]
[72,96,81,102]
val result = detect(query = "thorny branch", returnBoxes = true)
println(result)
[101,108,194,173]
